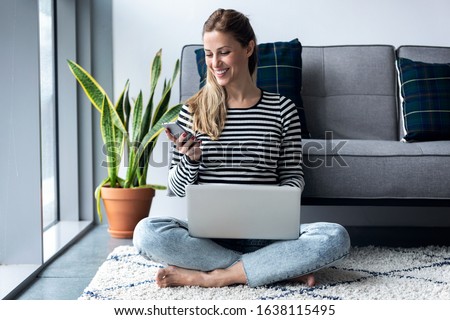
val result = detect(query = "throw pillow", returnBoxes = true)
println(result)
[195,48,208,88]
[397,57,450,141]
[194,39,310,138]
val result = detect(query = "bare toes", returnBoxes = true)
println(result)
[155,267,171,288]
[306,274,316,287]
[289,273,316,287]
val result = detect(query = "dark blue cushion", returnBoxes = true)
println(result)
[397,58,450,141]
[195,39,310,138]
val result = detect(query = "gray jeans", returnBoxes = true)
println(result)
[133,217,350,287]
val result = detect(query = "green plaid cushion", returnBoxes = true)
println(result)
[397,58,450,141]
[194,39,310,138]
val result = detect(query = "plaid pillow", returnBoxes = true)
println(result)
[194,39,310,138]
[397,58,450,141]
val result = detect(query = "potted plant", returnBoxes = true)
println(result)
[68,49,182,238]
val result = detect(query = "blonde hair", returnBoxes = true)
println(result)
[186,9,257,140]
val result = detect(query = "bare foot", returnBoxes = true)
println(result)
[155,263,247,288]
[289,273,316,287]
[156,266,207,287]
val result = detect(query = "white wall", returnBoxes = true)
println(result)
[112,0,450,222]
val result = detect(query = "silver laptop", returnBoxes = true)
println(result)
[186,184,301,240]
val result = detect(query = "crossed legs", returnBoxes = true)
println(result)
[133,217,349,288]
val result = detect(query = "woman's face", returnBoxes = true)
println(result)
[203,30,254,88]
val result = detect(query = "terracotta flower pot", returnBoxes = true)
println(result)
[101,186,155,239]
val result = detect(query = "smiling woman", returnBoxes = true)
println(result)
[133,8,350,290]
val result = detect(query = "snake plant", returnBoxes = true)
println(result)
[68,49,182,221]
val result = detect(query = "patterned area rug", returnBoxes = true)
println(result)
[79,245,450,300]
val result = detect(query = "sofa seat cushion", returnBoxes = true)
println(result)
[302,139,450,199]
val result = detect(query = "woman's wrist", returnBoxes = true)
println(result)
[184,154,201,165]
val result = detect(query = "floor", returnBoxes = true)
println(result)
[15,224,132,300]
[13,224,450,300]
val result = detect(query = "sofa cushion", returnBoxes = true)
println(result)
[256,39,308,137]
[194,49,207,88]
[302,139,450,199]
[194,39,310,138]
[397,58,450,142]
[301,45,398,140]
[396,46,450,140]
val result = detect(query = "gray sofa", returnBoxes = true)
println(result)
[179,44,450,204]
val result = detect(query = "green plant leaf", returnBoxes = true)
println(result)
[124,147,137,188]
[151,59,180,126]
[171,59,180,85]
[138,93,155,185]
[131,91,144,143]
[124,89,132,134]
[136,104,183,165]
[151,84,172,126]
[150,49,162,95]
[122,91,144,188]
[108,101,128,139]
[115,80,129,129]
[137,139,156,186]
[67,60,112,113]
[101,95,118,187]
[68,60,127,138]
[94,177,110,223]
[114,83,129,166]
[140,93,154,142]
[137,53,164,176]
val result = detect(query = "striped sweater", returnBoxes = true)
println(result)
[168,91,304,197]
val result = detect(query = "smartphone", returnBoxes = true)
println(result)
[162,122,192,140]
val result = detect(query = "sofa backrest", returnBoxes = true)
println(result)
[397,45,450,63]
[180,44,399,140]
[302,45,398,140]
[180,45,203,103]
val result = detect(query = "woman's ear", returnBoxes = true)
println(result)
[246,40,256,57]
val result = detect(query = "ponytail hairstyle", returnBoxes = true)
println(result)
[186,9,257,140]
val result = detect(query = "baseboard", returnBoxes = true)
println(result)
[346,226,450,247]
[303,198,450,206]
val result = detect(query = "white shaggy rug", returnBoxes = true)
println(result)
[79,245,450,300]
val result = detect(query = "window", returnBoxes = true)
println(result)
[0,0,46,299]
[0,0,106,299]
[39,0,58,230]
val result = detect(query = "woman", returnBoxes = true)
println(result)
[133,8,350,288]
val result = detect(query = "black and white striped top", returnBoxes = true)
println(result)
[168,91,304,197]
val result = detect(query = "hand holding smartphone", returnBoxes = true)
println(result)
[162,122,192,140]
[162,122,202,161]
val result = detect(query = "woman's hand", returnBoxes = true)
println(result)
[165,129,202,162]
